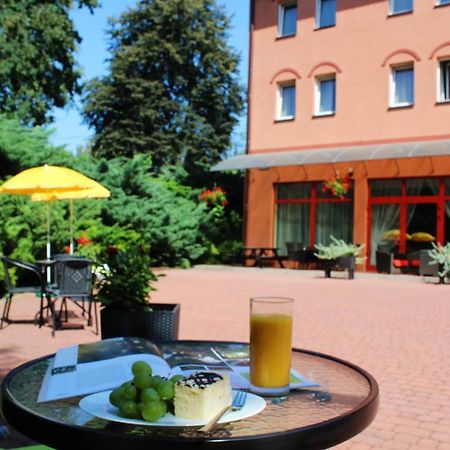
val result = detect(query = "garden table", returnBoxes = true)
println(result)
[1,340,378,450]
[242,247,285,268]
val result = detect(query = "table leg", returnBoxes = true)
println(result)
[273,250,284,268]
[254,250,262,268]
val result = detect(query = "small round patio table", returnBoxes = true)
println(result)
[1,340,378,450]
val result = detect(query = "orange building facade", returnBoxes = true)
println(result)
[214,0,450,270]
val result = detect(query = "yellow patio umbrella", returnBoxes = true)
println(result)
[0,165,108,275]
[0,164,102,194]
[31,184,110,254]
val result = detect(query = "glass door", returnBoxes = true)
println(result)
[368,177,443,271]
[370,203,401,266]
[406,203,437,254]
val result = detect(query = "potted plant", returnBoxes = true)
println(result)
[314,236,366,279]
[427,242,450,284]
[83,226,180,341]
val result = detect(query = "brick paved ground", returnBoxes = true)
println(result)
[1,265,450,449]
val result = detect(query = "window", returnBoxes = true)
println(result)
[437,0,450,5]
[390,0,413,14]
[438,60,450,102]
[278,2,297,37]
[315,202,353,245]
[275,182,353,255]
[390,65,414,107]
[316,0,336,28]
[315,76,336,115]
[277,82,296,120]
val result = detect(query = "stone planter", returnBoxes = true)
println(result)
[100,303,180,341]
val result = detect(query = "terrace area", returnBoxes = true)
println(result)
[1,265,450,449]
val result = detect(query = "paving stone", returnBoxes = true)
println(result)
[1,266,450,449]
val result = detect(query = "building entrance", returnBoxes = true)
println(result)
[368,178,448,270]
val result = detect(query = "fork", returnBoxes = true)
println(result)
[199,390,248,433]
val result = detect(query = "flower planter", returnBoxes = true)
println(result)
[438,263,446,284]
[100,303,180,341]
[323,256,355,279]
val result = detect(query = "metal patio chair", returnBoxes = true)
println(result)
[0,256,50,330]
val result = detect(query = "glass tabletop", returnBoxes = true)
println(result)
[1,340,378,450]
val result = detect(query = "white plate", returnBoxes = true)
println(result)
[79,389,266,427]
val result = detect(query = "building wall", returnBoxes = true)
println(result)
[248,0,450,153]
[246,0,450,269]
[245,157,450,269]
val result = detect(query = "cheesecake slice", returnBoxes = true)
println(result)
[174,372,232,421]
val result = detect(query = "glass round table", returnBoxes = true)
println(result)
[1,340,378,449]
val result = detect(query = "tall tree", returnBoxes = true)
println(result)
[0,0,98,125]
[82,0,244,173]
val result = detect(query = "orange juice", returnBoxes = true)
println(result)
[250,313,293,388]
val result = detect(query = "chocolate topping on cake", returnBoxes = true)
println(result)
[176,372,224,389]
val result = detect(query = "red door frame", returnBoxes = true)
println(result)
[367,177,450,271]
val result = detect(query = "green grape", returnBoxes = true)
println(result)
[132,361,152,377]
[156,380,175,400]
[122,383,138,400]
[141,387,160,403]
[119,400,139,418]
[157,399,168,417]
[141,400,164,422]
[109,388,123,407]
[150,375,164,389]
[169,374,184,384]
[134,372,152,390]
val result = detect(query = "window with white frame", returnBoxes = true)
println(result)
[277,82,296,120]
[437,0,450,5]
[278,1,297,37]
[390,65,414,107]
[316,0,336,28]
[439,60,450,102]
[390,0,413,14]
[315,75,336,115]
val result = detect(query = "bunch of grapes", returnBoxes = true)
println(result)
[109,360,184,422]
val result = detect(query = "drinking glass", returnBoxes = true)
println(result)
[249,296,294,396]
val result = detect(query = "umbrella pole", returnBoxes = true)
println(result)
[46,203,51,283]
[69,199,74,255]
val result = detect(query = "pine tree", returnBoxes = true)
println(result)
[82,0,244,173]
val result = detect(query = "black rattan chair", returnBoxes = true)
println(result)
[51,253,86,288]
[48,257,98,335]
[286,242,303,259]
[0,256,50,330]
[375,251,408,274]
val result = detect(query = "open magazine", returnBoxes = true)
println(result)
[38,337,318,402]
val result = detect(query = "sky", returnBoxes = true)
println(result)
[47,0,250,153]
